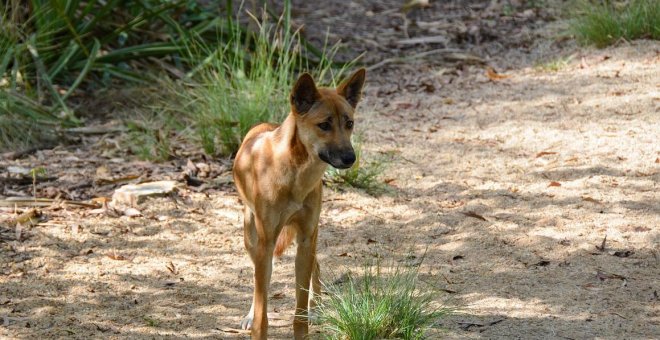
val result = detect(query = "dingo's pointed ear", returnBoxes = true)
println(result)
[291,73,320,115]
[337,68,366,109]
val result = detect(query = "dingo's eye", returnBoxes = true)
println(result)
[318,122,332,131]
[346,121,354,129]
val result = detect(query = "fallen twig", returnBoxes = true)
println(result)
[367,48,467,71]
[0,197,100,208]
[396,35,449,46]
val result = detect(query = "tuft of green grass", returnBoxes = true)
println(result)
[178,13,298,155]
[317,259,450,340]
[142,315,159,327]
[535,55,574,72]
[326,136,388,196]
[570,0,660,47]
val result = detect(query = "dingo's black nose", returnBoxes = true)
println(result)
[340,151,356,167]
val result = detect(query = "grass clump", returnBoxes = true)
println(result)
[179,12,298,155]
[570,0,660,47]
[317,259,450,340]
[171,2,350,156]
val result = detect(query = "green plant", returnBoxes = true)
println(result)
[178,16,296,155]
[535,55,574,72]
[0,91,62,150]
[0,0,225,150]
[326,136,387,195]
[570,0,660,47]
[317,259,450,340]
[142,315,159,327]
[30,166,47,199]
[174,1,350,156]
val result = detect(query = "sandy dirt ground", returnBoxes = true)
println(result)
[1,1,659,339]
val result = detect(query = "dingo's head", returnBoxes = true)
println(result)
[290,69,366,169]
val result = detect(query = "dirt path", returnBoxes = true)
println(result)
[1,1,659,339]
[356,41,660,339]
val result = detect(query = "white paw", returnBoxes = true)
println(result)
[240,313,254,330]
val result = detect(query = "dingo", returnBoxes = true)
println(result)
[233,69,366,339]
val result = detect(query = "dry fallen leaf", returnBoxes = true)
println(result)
[462,211,487,221]
[166,261,178,275]
[580,57,589,69]
[486,67,511,81]
[535,151,557,158]
[596,270,626,281]
[582,196,601,204]
[612,250,634,258]
[395,102,415,110]
[91,197,111,205]
[107,251,128,261]
[582,283,602,291]
[13,209,41,226]
[185,159,198,176]
[548,181,561,187]
[458,318,504,331]
[531,260,551,267]
[217,328,250,334]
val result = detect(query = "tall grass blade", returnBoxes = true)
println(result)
[26,35,72,117]
[63,38,99,100]
[47,41,80,79]
[0,46,13,77]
